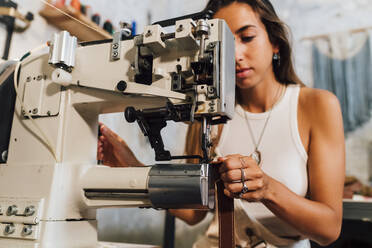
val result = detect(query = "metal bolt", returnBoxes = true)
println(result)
[26,76,31,82]
[116,80,127,92]
[37,75,43,81]
[113,51,118,57]
[4,224,15,235]
[1,150,8,162]
[177,24,184,32]
[112,43,119,49]
[24,206,35,216]
[208,87,215,94]
[7,205,18,216]
[196,20,210,33]
[21,225,33,236]
[208,43,215,49]
[145,30,152,37]
[32,108,38,114]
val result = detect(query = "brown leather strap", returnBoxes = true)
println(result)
[217,179,235,248]
[214,124,234,248]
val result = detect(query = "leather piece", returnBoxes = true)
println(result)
[217,179,235,248]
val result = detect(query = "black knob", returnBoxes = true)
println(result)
[125,107,136,123]
[26,12,34,21]
[116,80,127,91]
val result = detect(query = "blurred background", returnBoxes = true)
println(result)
[1,0,372,247]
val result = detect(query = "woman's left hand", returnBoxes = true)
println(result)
[218,154,272,202]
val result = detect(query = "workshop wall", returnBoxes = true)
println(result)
[1,0,372,247]
[283,0,372,184]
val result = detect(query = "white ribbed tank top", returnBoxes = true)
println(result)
[216,84,308,196]
[199,85,310,248]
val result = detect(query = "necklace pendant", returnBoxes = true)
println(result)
[251,150,261,165]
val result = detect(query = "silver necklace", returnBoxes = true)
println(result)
[244,84,284,165]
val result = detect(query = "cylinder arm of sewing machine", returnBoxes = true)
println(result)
[81,163,216,209]
[46,18,236,118]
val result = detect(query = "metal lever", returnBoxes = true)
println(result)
[125,103,196,161]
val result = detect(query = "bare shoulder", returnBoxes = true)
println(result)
[299,87,341,117]
[299,87,343,131]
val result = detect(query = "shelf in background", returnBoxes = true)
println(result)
[39,4,112,42]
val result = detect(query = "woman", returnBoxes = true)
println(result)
[98,0,345,247]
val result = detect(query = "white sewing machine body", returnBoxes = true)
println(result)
[0,16,235,247]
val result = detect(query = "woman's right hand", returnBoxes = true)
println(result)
[97,123,143,167]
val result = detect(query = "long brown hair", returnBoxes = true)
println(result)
[185,0,302,160]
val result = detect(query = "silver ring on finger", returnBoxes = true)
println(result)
[240,167,249,198]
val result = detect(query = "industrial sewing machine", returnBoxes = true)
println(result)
[0,12,235,248]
